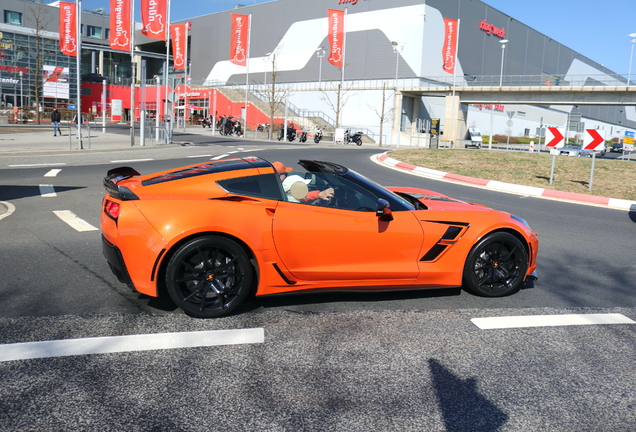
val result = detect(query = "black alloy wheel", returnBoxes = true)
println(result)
[463,232,528,297]
[166,236,254,318]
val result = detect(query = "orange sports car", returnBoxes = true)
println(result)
[101,157,538,318]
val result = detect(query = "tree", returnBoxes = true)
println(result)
[260,50,290,139]
[25,3,52,124]
[320,69,354,129]
[367,81,394,146]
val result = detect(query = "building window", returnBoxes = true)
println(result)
[4,11,22,25]
[87,25,102,39]
[105,28,110,40]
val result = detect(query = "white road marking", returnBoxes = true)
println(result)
[9,163,66,168]
[44,169,62,177]
[110,158,154,163]
[53,210,98,232]
[0,201,16,221]
[0,328,265,362]
[471,313,636,330]
[211,154,230,160]
[186,154,213,158]
[39,184,57,197]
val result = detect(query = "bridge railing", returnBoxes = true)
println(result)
[197,73,634,92]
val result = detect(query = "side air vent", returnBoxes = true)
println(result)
[420,222,470,262]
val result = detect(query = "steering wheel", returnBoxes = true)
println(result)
[312,186,339,207]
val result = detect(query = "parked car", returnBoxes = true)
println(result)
[610,143,624,153]
[101,157,539,318]
[559,143,591,157]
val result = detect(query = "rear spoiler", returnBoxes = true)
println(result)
[103,167,140,201]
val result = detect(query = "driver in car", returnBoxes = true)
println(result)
[273,161,334,204]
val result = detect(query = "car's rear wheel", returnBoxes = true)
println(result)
[166,236,253,318]
[463,232,528,297]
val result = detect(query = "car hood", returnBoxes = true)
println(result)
[386,186,491,211]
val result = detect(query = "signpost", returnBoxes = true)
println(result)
[584,129,606,190]
[624,131,635,157]
[545,127,565,184]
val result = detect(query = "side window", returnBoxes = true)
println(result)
[217,174,283,200]
[283,172,378,211]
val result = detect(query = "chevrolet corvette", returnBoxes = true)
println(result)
[101,157,538,318]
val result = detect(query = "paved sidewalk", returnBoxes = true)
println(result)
[0,126,177,154]
[377,152,636,212]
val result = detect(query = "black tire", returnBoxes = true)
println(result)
[463,232,528,297]
[165,236,254,318]
[355,137,362,146]
[314,137,320,143]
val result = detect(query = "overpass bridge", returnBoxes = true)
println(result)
[392,73,636,146]
[210,73,636,144]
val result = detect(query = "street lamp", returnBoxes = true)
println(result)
[392,41,402,89]
[262,52,272,87]
[628,33,636,90]
[316,47,326,89]
[499,39,508,87]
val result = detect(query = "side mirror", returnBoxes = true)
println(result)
[376,198,394,221]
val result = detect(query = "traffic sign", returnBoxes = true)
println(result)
[69,103,76,110]
[583,129,606,151]
[625,131,635,145]
[545,127,565,148]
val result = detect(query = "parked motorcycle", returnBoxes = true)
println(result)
[257,123,269,132]
[278,125,297,142]
[201,117,212,128]
[298,131,307,143]
[344,129,363,146]
[314,128,323,144]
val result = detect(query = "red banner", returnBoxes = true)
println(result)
[327,9,345,68]
[171,24,186,70]
[141,0,167,41]
[230,14,249,66]
[58,2,77,57]
[442,18,458,74]
[110,0,131,51]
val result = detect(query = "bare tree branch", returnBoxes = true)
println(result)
[366,81,394,146]
[25,4,52,124]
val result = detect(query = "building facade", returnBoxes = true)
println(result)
[1,0,633,142]
[165,0,635,142]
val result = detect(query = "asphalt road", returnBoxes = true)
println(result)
[1,134,635,431]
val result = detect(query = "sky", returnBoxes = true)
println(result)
[77,0,636,76]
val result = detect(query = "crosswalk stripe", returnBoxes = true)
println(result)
[53,210,98,232]
[44,169,62,177]
[471,313,635,329]
[39,184,57,197]
[0,328,265,362]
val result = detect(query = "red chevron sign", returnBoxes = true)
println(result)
[583,129,606,150]
[545,127,565,148]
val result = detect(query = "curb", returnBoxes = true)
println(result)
[377,152,636,212]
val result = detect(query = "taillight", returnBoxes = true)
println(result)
[104,199,121,220]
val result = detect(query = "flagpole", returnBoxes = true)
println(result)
[76,0,82,149]
[451,18,460,145]
[244,14,251,138]
[183,23,188,132]
[164,0,171,143]
[339,8,347,128]
[130,0,136,146]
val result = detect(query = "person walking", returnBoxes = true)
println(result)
[51,108,62,136]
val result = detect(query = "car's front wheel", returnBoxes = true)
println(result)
[166,236,254,318]
[463,232,528,297]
